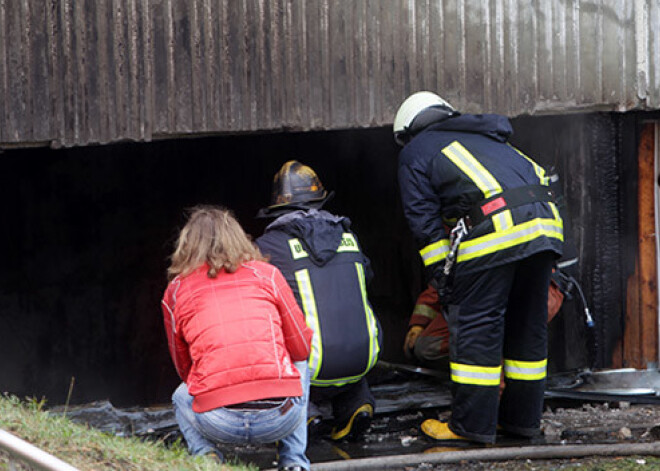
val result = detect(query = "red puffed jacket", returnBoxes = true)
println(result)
[162,261,313,413]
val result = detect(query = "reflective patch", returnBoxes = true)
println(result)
[288,238,309,259]
[337,233,360,253]
[481,197,507,216]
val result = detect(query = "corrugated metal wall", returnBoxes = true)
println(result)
[0,0,658,148]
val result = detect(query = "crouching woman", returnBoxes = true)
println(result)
[161,206,313,471]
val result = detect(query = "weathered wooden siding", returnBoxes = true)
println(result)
[0,0,659,148]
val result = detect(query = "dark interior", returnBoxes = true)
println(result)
[0,112,642,407]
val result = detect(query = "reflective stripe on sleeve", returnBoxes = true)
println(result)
[420,238,450,266]
[295,269,323,380]
[412,304,439,320]
[504,359,547,381]
[450,362,502,386]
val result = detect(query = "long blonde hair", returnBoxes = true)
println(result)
[167,205,266,281]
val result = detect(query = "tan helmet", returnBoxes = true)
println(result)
[393,91,456,146]
[268,160,329,209]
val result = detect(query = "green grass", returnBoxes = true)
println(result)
[0,394,254,470]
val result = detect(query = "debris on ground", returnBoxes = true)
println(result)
[50,369,660,470]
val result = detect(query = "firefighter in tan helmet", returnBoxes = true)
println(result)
[256,160,383,442]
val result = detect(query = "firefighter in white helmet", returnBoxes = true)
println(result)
[393,91,563,444]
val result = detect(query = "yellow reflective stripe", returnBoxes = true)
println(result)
[492,209,514,232]
[420,238,450,266]
[510,145,549,186]
[504,359,547,380]
[549,202,561,221]
[337,233,360,253]
[311,375,363,387]
[442,141,502,197]
[295,269,323,379]
[450,362,501,386]
[288,238,308,259]
[457,217,563,263]
[356,262,380,373]
[312,263,379,387]
[413,304,438,320]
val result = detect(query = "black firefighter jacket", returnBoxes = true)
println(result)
[256,210,382,387]
[397,113,564,282]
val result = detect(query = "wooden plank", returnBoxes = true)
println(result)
[638,123,658,367]
[621,123,657,369]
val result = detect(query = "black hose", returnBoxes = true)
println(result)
[555,270,598,369]
[303,442,660,470]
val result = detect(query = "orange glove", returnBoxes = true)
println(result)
[403,325,424,359]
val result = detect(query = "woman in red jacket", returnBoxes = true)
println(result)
[162,206,313,471]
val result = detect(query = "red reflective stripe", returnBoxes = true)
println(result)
[481,197,506,216]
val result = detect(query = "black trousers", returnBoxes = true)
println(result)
[445,251,555,443]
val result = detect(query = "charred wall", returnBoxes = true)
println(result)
[511,112,642,371]
[0,112,644,407]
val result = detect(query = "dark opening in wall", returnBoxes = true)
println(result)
[2,127,421,407]
[1,112,639,407]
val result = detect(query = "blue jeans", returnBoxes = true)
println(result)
[172,361,310,470]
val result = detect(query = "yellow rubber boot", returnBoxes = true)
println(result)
[331,404,373,441]
[420,419,472,444]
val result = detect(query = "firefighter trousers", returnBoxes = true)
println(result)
[445,251,555,443]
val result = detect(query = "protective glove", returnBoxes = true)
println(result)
[403,325,424,359]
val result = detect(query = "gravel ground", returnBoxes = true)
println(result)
[397,402,660,471]
[414,456,660,471]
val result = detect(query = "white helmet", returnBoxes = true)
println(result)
[393,91,456,146]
